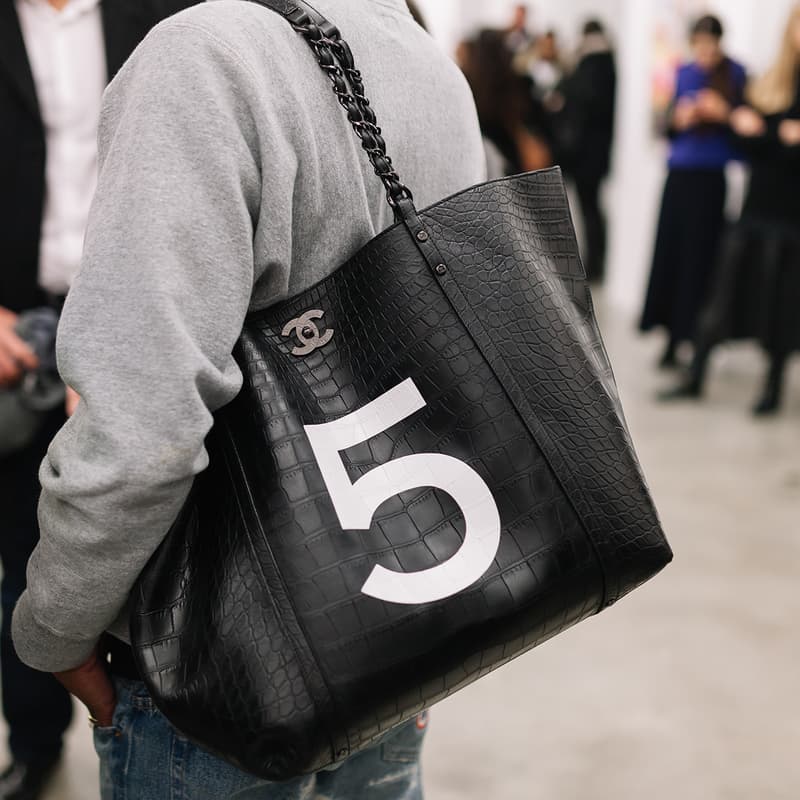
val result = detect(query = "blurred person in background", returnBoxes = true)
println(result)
[552,19,617,282]
[640,15,746,368]
[0,1,195,797]
[660,4,800,415]
[521,29,564,99]
[459,29,553,178]
[506,3,535,55]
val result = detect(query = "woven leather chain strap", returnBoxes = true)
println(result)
[247,0,414,211]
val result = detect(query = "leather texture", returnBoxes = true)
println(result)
[131,168,672,779]
[131,0,672,782]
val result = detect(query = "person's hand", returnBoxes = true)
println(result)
[696,89,731,124]
[54,650,116,728]
[672,98,698,131]
[0,307,38,388]
[730,106,766,137]
[65,386,81,416]
[779,119,800,146]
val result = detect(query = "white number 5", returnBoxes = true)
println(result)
[304,379,501,605]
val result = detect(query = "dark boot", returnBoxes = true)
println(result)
[658,374,702,401]
[658,338,680,369]
[658,345,710,401]
[753,354,787,417]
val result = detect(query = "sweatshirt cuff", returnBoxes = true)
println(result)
[11,592,99,673]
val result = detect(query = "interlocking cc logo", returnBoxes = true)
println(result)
[282,309,334,357]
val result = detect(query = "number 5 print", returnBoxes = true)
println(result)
[304,379,502,605]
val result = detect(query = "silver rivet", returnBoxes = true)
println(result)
[434,263,447,275]
[416,230,429,242]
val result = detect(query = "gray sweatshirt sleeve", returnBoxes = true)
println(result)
[12,23,269,671]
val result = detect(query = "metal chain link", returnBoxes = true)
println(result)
[286,10,414,209]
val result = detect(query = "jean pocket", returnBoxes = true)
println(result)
[380,713,429,764]
[92,687,128,755]
[92,724,122,756]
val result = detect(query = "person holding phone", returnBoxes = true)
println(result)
[660,4,800,415]
[640,15,746,368]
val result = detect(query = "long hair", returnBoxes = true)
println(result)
[748,4,800,114]
[460,30,529,134]
[689,14,738,104]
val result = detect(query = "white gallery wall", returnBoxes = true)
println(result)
[415,0,799,313]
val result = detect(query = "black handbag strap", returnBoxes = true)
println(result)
[245,0,415,215]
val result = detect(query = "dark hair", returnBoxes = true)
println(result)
[583,19,605,36]
[691,14,724,39]
[688,14,735,103]
[460,30,530,134]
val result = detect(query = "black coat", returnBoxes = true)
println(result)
[733,84,800,226]
[0,0,198,312]
[556,48,616,179]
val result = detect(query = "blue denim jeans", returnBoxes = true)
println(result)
[93,678,426,799]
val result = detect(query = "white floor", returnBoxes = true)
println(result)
[6,303,799,800]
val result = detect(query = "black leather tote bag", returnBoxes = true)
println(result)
[131,0,672,781]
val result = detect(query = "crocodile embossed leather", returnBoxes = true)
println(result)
[130,0,673,781]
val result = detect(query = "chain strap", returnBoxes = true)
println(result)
[283,5,414,210]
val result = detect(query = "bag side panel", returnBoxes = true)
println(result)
[419,169,672,604]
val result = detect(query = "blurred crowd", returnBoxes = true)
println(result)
[443,3,800,417]
[455,5,617,283]
[644,9,800,417]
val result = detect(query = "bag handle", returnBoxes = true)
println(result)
[245,0,415,214]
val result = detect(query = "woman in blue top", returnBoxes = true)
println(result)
[640,15,747,367]
[660,4,800,415]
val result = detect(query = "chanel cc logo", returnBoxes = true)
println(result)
[281,309,334,357]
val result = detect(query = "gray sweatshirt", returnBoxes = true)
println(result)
[12,0,485,672]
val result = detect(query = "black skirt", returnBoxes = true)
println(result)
[640,169,727,343]
[695,219,800,356]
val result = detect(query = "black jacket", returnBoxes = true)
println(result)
[0,0,198,312]
[733,82,800,227]
[556,48,617,179]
